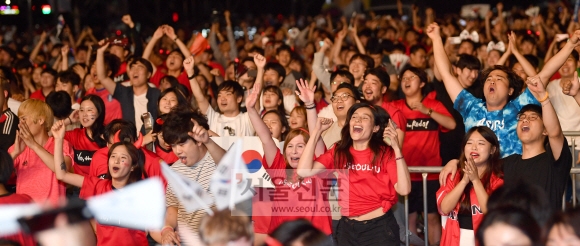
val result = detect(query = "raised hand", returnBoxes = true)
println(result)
[254,54,266,69]
[321,38,333,51]
[121,14,135,28]
[384,119,401,150]
[163,25,177,40]
[61,44,69,57]
[337,29,347,40]
[152,26,165,40]
[188,120,210,145]
[97,42,110,54]
[562,71,580,96]
[183,56,195,76]
[526,74,547,97]
[570,29,580,45]
[245,81,260,110]
[51,120,67,139]
[10,131,26,157]
[295,79,316,106]
[426,22,441,40]
[315,117,334,133]
[508,31,519,55]
[69,109,80,124]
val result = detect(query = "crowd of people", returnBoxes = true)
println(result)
[3,0,580,245]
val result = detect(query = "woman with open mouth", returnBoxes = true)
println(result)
[49,120,148,246]
[245,78,333,238]
[297,102,411,246]
[436,126,504,246]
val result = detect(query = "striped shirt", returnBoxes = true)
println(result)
[0,109,18,151]
[166,152,216,237]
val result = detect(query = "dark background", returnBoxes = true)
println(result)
[0,0,557,39]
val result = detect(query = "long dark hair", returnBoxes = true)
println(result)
[81,95,107,148]
[106,142,144,185]
[457,126,503,213]
[157,87,189,115]
[263,109,289,141]
[333,103,390,171]
[262,85,286,116]
[477,207,542,246]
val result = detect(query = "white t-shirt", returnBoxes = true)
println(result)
[206,107,255,137]
[317,104,337,122]
[259,92,297,115]
[7,98,20,114]
[134,93,148,133]
[71,103,80,110]
[547,79,580,149]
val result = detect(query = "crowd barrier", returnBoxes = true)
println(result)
[402,132,580,246]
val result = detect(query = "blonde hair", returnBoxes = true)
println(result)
[18,99,54,132]
[199,209,253,246]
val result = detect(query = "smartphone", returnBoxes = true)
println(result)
[448,37,462,44]
[319,41,324,47]
[18,199,92,234]
[556,34,570,42]
[383,119,397,146]
[142,112,153,133]
[459,19,467,26]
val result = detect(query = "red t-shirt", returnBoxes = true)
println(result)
[392,99,452,181]
[10,137,73,205]
[265,150,332,235]
[88,147,166,189]
[149,67,192,92]
[154,144,178,165]
[380,101,407,132]
[316,146,399,217]
[252,187,274,234]
[208,61,225,77]
[65,128,101,176]
[85,87,123,125]
[0,193,36,246]
[79,177,148,246]
[29,90,49,101]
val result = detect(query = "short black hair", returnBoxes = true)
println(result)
[248,46,265,56]
[481,65,524,101]
[409,44,426,55]
[0,149,13,185]
[330,70,355,85]
[42,68,58,79]
[162,109,209,145]
[104,119,137,144]
[455,54,482,70]
[14,59,33,70]
[349,54,375,69]
[276,45,293,55]
[264,62,286,80]
[521,35,537,46]
[76,45,89,53]
[58,70,81,86]
[335,83,362,101]
[364,67,390,88]
[129,57,153,74]
[45,91,72,119]
[459,39,478,52]
[517,104,542,119]
[0,46,16,60]
[217,80,245,99]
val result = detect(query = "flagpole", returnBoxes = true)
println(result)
[192,194,214,216]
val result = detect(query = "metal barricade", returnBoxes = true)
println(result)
[405,131,580,246]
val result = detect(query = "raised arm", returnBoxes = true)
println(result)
[96,43,117,95]
[252,54,266,111]
[189,120,225,164]
[29,32,47,62]
[526,76,564,160]
[350,21,366,54]
[184,56,209,113]
[537,30,580,86]
[17,121,71,176]
[507,32,537,77]
[51,120,84,187]
[60,44,70,72]
[384,119,411,195]
[296,122,329,178]
[331,29,347,65]
[296,79,327,157]
[439,172,469,214]
[495,40,512,65]
[426,23,464,102]
[164,25,192,58]
[122,15,144,57]
[224,11,238,60]
[245,74,279,166]
[562,71,580,106]
[142,26,165,65]
[313,38,333,95]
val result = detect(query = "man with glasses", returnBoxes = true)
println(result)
[318,70,355,121]
[503,103,572,211]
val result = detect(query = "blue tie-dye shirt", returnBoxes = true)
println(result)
[454,88,540,158]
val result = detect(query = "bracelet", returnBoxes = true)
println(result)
[161,226,173,234]
[173,37,178,43]
[68,116,73,124]
[187,74,195,80]
[538,91,549,103]
[427,108,433,116]
[305,104,316,110]
[541,100,551,106]
[395,156,404,161]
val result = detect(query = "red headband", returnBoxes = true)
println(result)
[297,127,310,135]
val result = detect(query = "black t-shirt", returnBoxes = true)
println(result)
[0,109,18,151]
[503,138,572,211]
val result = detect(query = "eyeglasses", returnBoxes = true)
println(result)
[400,75,417,82]
[330,93,355,103]
[517,114,540,121]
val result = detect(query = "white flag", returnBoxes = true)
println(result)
[210,139,255,210]
[86,177,165,230]
[0,204,41,236]
[161,162,214,214]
